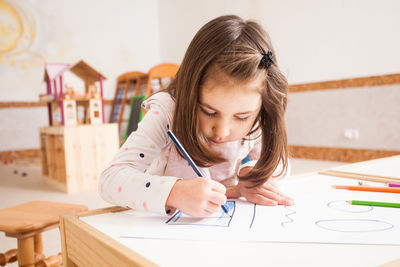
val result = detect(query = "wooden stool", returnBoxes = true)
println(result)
[0,201,88,267]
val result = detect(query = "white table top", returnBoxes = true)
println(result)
[83,156,400,267]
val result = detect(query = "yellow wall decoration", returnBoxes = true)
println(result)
[0,0,43,67]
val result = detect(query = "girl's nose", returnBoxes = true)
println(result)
[212,121,230,140]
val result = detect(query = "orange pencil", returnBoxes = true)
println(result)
[332,185,400,193]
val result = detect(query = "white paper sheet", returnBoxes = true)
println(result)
[82,172,400,245]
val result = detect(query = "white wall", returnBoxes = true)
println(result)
[157,0,251,65]
[286,84,400,151]
[0,0,161,101]
[0,107,48,151]
[157,0,400,84]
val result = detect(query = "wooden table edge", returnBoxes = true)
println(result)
[60,206,158,267]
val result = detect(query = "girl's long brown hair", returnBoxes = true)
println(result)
[167,15,288,187]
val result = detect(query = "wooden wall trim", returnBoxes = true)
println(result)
[0,149,41,162]
[288,73,400,93]
[0,100,113,109]
[0,102,46,108]
[289,145,400,163]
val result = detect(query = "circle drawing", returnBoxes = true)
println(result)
[316,219,394,232]
[327,200,373,213]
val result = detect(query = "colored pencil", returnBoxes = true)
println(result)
[332,185,400,193]
[347,200,400,208]
[167,130,230,216]
[319,170,400,184]
[359,181,400,188]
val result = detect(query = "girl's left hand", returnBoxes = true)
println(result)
[234,167,294,206]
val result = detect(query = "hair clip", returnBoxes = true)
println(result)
[259,51,274,69]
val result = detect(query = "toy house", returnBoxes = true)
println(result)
[38,60,119,193]
[40,60,106,126]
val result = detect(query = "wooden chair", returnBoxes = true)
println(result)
[145,63,179,97]
[0,201,88,267]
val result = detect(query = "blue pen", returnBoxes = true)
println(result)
[167,130,230,216]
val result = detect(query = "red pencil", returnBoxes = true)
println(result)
[332,185,400,193]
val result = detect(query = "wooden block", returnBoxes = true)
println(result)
[47,135,56,180]
[40,124,119,193]
[54,135,66,183]
[63,127,81,193]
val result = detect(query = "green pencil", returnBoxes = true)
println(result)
[347,200,400,208]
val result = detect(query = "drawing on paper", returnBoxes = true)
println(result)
[327,200,373,213]
[315,219,394,232]
[249,204,256,228]
[249,204,297,228]
[249,199,395,234]
[314,200,394,232]
[166,200,235,227]
[281,206,296,228]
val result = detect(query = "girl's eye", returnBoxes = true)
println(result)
[236,116,249,121]
[201,108,217,117]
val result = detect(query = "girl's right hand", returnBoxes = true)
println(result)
[166,178,227,217]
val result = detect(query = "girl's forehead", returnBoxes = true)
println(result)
[199,75,262,112]
[200,72,264,96]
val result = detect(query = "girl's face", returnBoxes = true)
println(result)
[198,71,263,145]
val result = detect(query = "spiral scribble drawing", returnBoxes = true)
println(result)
[281,206,296,228]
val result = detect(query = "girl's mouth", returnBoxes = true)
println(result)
[210,139,226,145]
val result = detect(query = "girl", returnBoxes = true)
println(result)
[99,15,293,217]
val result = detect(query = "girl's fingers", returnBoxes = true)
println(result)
[208,191,227,206]
[261,183,294,205]
[210,180,226,194]
[246,194,278,206]
[205,201,221,214]
[195,209,213,217]
[256,187,282,202]
[239,180,294,206]
[261,181,280,192]
[251,186,292,205]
